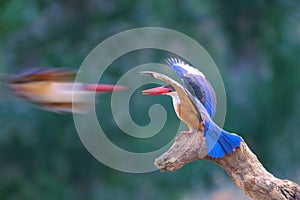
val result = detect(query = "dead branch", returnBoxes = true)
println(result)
[154,132,300,200]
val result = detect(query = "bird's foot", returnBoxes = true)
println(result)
[180,131,192,135]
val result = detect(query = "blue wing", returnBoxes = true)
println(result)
[166,58,217,118]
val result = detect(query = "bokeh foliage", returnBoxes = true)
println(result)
[0,0,299,199]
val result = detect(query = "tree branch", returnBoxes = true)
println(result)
[154,132,300,200]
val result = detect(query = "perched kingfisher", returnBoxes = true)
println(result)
[141,60,242,158]
[3,68,127,113]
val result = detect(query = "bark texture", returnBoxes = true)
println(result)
[154,131,300,200]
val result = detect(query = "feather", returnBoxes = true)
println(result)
[166,58,217,118]
[204,120,242,158]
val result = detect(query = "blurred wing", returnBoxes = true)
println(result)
[166,58,217,118]
[7,68,75,84]
[140,71,204,128]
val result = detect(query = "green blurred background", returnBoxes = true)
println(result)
[0,0,299,199]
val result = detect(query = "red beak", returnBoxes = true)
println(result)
[83,84,127,92]
[142,86,171,96]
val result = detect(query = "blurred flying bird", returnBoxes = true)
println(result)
[141,61,241,158]
[1,68,127,113]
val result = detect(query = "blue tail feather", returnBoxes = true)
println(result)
[218,134,234,154]
[222,131,242,149]
[206,138,225,158]
[205,121,242,158]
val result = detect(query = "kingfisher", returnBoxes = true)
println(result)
[2,68,127,113]
[141,61,242,158]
